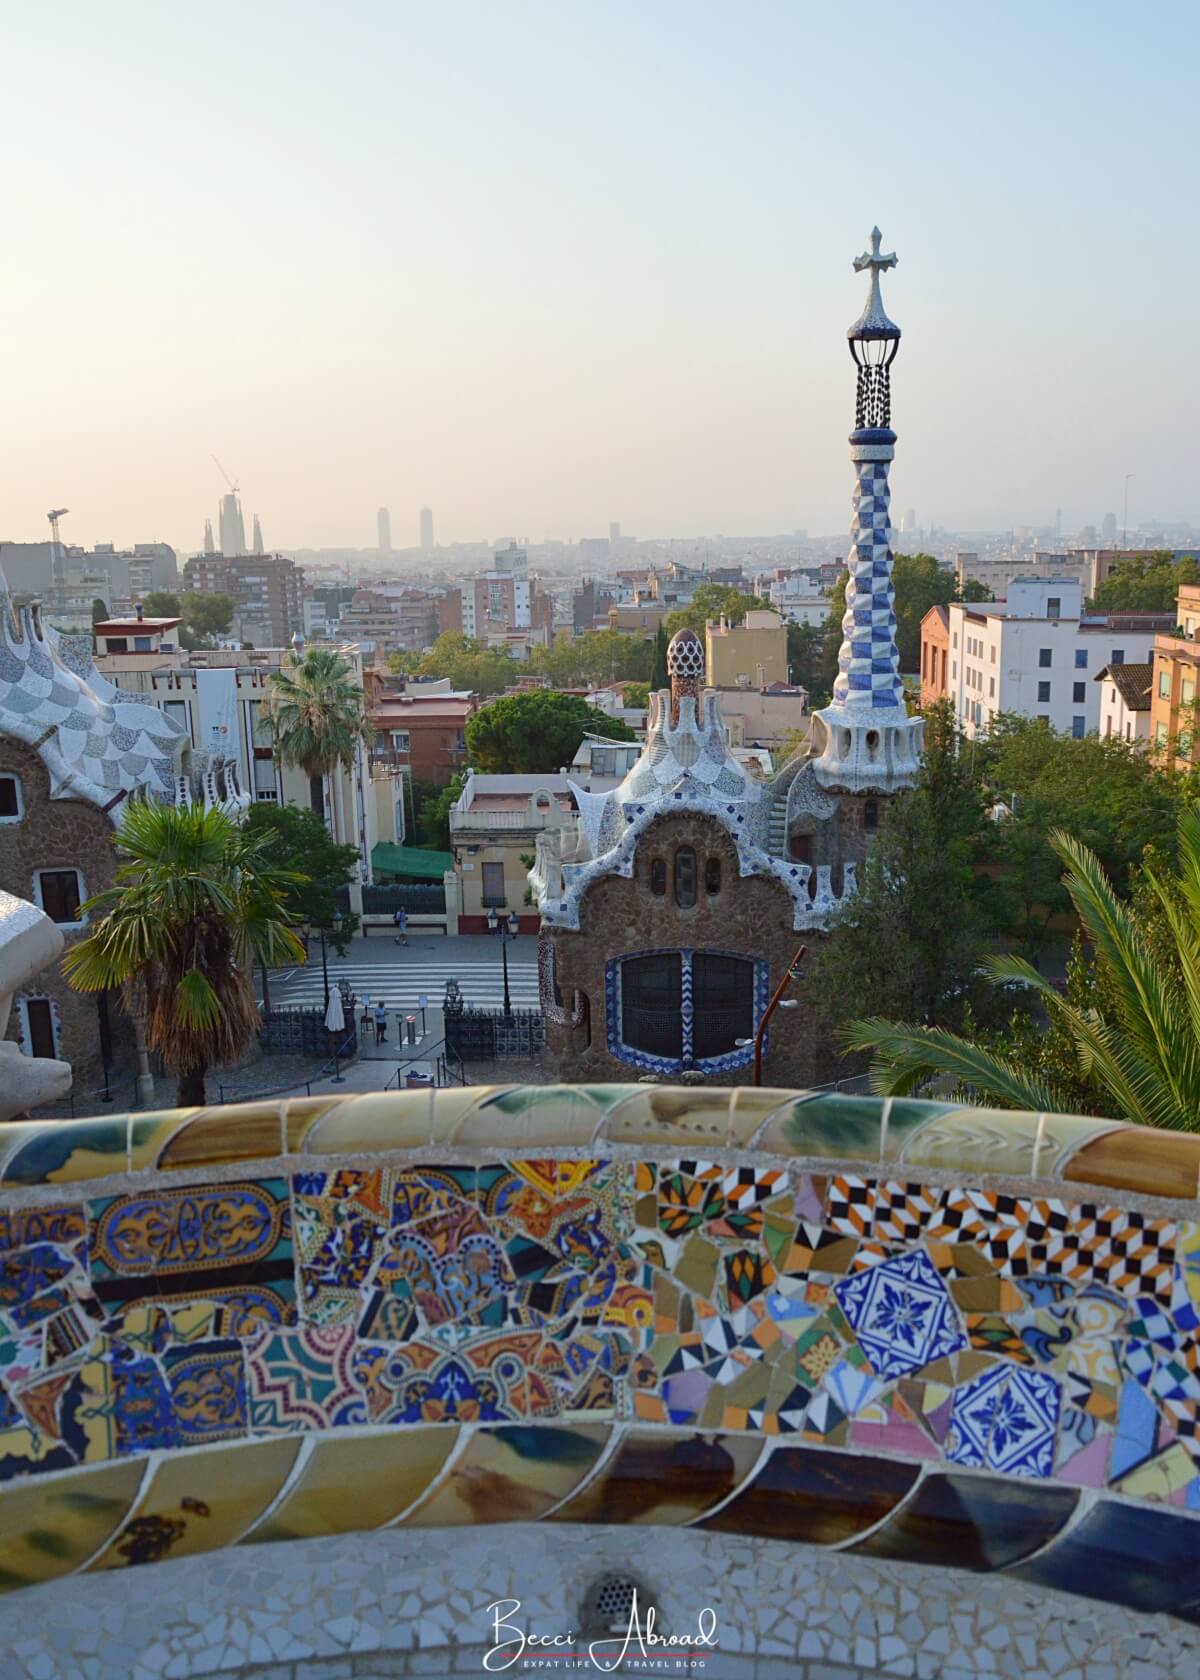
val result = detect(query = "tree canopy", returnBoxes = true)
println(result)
[90,597,109,624]
[466,691,636,773]
[389,633,517,698]
[244,803,360,944]
[526,629,654,689]
[140,590,239,650]
[1088,551,1198,614]
[663,585,770,639]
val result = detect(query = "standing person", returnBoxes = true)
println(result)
[393,905,408,945]
[374,1001,388,1044]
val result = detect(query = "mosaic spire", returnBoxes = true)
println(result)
[812,228,922,793]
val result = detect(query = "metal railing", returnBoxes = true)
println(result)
[218,1026,359,1104]
[33,1075,143,1120]
[383,1038,467,1091]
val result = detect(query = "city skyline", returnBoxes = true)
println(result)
[2,2,1195,552]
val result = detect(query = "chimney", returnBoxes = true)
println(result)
[135,602,144,621]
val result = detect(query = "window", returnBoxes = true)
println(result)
[989,677,995,698]
[1180,732,1194,758]
[1039,649,1052,668]
[1159,671,1172,698]
[705,856,721,895]
[163,700,191,739]
[864,799,879,833]
[591,748,616,776]
[1184,678,1196,705]
[951,661,957,680]
[650,858,666,896]
[0,776,22,822]
[691,953,754,1061]
[1157,722,1169,746]
[990,645,996,663]
[17,997,57,1061]
[1047,597,1061,620]
[133,635,152,652]
[1037,681,1051,703]
[35,869,84,926]
[1072,717,1086,739]
[105,637,128,653]
[620,953,683,1061]
[481,861,506,908]
[1073,682,1086,703]
[1105,716,1112,737]
[952,632,958,648]
[255,790,279,802]
[1111,649,1125,665]
[390,731,411,751]
[615,950,756,1069]
[674,847,697,908]
[1075,649,1088,669]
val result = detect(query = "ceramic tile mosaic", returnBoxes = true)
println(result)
[0,1089,1198,1623]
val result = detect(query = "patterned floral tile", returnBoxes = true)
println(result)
[245,1325,367,1432]
[835,1250,967,1380]
[945,1363,1061,1478]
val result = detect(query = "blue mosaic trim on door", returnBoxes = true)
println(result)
[604,949,769,1074]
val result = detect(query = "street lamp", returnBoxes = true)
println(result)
[486,907,520,1020]
[317,910,345,1010]
[736,944,807,1087]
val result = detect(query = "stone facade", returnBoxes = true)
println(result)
[0,739,137,1092]
[544,810,835,1086]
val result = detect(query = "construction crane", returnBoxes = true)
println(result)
[47,509,69,593]
[211,455,240,495]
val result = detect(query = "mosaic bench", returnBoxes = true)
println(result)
[0,1083,1197,1622]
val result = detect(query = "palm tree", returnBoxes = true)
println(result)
[265,649,371,835]
[63,802,306,1107]
[843,805,1200,1132]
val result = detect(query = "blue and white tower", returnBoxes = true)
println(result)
[812,228,923,793]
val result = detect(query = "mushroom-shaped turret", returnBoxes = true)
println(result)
[666,625,704,724]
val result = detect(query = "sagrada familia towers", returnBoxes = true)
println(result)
[535,229,921,1085]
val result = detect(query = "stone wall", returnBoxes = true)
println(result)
[544,810,836,1086]
[0,738,136,1093]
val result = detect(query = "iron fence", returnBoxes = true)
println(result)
[361,883,447,914]
[258,1007,359,1059]
[444,1006,545,1061]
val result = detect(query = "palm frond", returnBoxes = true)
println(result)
[840,1018,1069,1112]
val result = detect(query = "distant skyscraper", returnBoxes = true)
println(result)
[252,514,264,554]
[203,519,215,555]
[1102,510,1118,542]
[218,493,246,557]
[378,508,392,552]
[419,507,434,552]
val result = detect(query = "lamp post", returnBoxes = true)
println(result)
[486,907,520,1020]
[317,910,345,1011]
[737,944,806,1087]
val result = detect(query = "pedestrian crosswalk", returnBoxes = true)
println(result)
[259,957,541,1013]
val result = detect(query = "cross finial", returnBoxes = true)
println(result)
[853,226,897,277]
[848,225,900,342]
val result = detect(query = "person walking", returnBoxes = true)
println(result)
[393,905,408,945]
[373,1001,388,1044]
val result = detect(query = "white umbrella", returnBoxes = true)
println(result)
[324,989,345,1034]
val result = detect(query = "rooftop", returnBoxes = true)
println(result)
[1095,661,1153,709]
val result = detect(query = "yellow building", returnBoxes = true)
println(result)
[705,609,788,689]
[1149,583,1200,768]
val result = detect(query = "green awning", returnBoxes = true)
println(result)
[371,843,453,881]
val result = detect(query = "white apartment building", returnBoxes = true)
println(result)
[1095,662,1152,745]
[764,570,830,627]
[948,579,1169,740]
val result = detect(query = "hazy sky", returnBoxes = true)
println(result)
[2,2,1195,553]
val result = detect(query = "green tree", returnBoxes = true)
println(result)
[411,632,516,697]
[977,714,1182,958]
[90,597,109,624]
[466,692,635,773]
[785,621,824,695]
[244,804,360,945]
[843,804,1200,1131]
[956,578,994,604]
[266,648,371,825]
[663,585,770,638]
[1089,552,1199,614]
[651,624,669,691]
[623,681,650,708]
[415,773,464,851]
[809,701,994,1034]
[62,802,305,1106]
[178,592,238,649]
[141,591,181,619]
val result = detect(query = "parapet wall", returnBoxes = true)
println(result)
[0,1083,1198,1657]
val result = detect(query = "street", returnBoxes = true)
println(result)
[257,932,541,1013]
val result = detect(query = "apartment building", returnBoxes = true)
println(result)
[182,553,304,646]
[368,690,476,787]
[919,605,950,706]
[705,610,788,688]
[947,580,1172,739]
[1148,583,1200,768]
[1096,663,1152,745]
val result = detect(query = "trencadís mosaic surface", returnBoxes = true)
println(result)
[0,1083,1198,1619]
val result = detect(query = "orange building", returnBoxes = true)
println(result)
[1149,583,1200,767]
[919,604,950,707]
